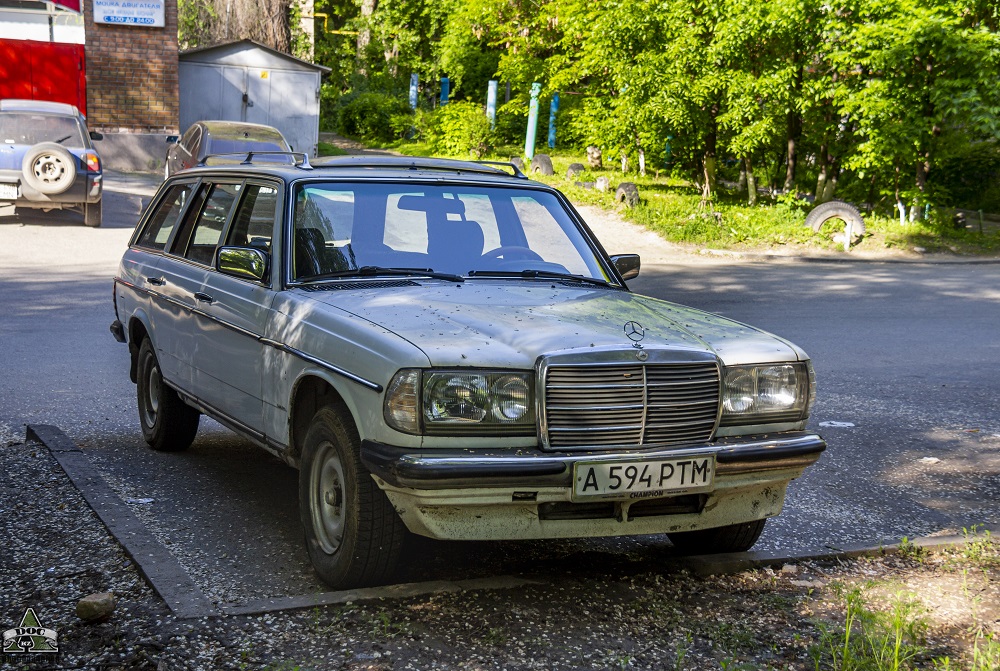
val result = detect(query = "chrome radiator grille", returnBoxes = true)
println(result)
[544,362,720,448]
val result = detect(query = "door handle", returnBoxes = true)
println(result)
[194,292,214,304]
[146,276,165,286]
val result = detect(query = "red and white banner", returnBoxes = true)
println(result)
[51,0,82,12]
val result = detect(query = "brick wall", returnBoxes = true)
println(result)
[83,0,179,133]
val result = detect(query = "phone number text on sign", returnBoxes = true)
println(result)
[94,0,165,27]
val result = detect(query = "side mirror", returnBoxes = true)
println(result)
[166,135,179,144]
[89,131,103,141]
[217,246,269,282]
[611,254,640,280]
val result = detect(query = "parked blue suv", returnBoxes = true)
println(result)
[0,99,103,227]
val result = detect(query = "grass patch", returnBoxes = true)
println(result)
[317,141,348,157]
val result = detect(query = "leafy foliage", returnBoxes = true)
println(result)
[425,102,494,158]
[334,93,413,143]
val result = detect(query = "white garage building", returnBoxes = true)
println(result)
[179,39,329,158]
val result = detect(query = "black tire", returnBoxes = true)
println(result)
[21,142,76,195]
[804,200,866,237]
[509,156,525,172]
[616,182,639,207]
[530,154,555,176]
[84,199,102,227]
[667,519,766,554]
[566,162,585,179]
[299,405,407,588]
[136,338,199,452]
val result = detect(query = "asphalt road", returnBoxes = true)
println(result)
[2,175,998,604]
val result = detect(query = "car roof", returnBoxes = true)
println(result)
[0,99,80,116]
[196,120,286,140]
[186,155,532,184]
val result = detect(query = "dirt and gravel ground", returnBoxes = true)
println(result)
[3,421,997,671]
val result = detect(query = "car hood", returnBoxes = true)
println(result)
[305,281,804,368]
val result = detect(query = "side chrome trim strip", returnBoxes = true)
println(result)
[278,345,384,393]
[116,277,383,393]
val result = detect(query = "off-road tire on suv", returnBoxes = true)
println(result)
[804,200,866,237]
[84,199,102,227]
[299,405,407,588]
[530,154,555,176]
[21,142,76,195]
[136,338,200,452]
[667,518,766,554]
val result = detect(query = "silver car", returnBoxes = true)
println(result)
[111,156,825,588]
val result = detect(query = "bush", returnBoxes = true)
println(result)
[335,93,413,143]
[426,101,493,158]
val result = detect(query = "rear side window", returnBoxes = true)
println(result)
[226,184,278,251]
[136,183,193,251]
[181,182,242,265]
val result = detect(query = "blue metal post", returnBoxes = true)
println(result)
[547,93,559,149]
[409,74,419,110]
[440,77,449,106]
[524,83,541,160]
[486,80,498,129]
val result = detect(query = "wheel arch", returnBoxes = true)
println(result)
[126,312,154,383]
[288,373,361,462]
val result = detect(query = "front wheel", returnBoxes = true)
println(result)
[136,338,199,451]
[667,519,766,554]
[299,405,406,588]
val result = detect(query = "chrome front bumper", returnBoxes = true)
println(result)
[360,432,826,490]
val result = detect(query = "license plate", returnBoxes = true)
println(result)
[573,456,715,500]
[0,182,18,200]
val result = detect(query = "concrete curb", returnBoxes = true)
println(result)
[27,424,216,620]
[695,248,1000,265]
[675,530,1000,577]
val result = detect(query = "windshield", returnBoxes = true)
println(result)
[0,112,85,147]
[290,182,610,282]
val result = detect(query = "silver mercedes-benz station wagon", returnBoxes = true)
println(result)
[111,155,825,588]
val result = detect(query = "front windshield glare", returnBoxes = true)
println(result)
[291,182,610,282]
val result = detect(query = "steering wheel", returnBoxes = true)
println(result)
[480,246,544,262]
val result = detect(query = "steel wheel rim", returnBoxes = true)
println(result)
[32,154,68,185]
[142,360,161,428]
[311,441,346,554]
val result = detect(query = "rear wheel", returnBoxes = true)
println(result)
[667,519,767,554]
[136,338,199,452]
[84,199,102,227]
[299,405,407,588]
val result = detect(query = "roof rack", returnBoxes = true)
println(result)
[473,160,527,179]
[309,155,526,178]
[198,151,312,169]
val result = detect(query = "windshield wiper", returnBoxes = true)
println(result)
[54,135,73,144]
[297,266,465,283]
[467,269,615,288]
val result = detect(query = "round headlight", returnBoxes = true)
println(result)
[424,374,488,423]
[758,365,797,409]
[491,375,530,422]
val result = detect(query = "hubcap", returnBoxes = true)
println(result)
[311,442,346,554]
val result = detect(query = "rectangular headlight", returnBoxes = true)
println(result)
[384,369,536,436]
[719,362,812,426]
